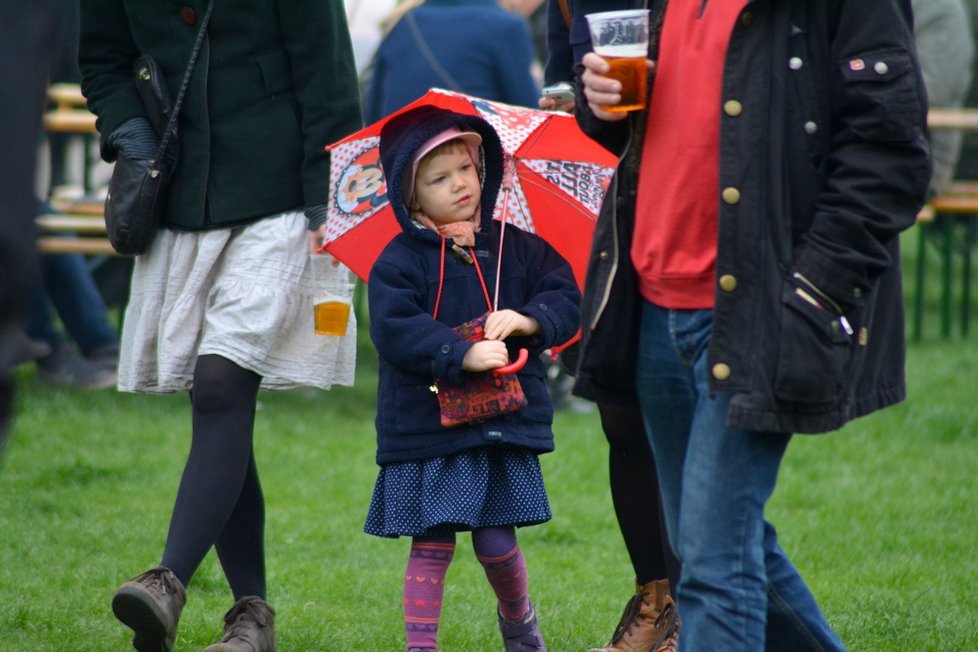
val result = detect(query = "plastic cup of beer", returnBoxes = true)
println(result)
[310,255,355,337]
[585,9,650,113]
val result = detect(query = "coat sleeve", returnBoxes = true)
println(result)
[275,0,363,208]
[510,233,582,351]
[794,0,931,306]
[368,252,476,384]
[78,0,144,161]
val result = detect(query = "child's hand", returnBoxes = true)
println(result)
[483,310,540,341]
[462,339,510,372]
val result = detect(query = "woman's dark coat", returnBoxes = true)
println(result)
[572,0,932,434]
[79,0,362,230]
[369,106,581,463]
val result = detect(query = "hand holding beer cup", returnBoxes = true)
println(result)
[584,10,651,114]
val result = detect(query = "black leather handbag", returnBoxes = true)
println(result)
[103,0,213,256]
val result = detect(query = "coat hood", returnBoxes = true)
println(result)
[379,105,504,246]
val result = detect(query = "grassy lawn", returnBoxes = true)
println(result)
[1,228,977,650]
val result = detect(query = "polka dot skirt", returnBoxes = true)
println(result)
[364,446,551,538]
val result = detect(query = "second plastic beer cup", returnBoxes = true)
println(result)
[585,9,650,113]
[310,254,355,337]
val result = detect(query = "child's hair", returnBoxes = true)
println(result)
[402,127,483,205]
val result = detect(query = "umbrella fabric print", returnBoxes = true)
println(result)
[322,89,617,288]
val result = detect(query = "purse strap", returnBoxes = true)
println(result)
[405,9,464,92]
[432,239,492,320]
[154,0,215,168]
[557,0,572,28]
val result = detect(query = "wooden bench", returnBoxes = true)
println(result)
[43,83,101,196]
[912,186,978,341]
[36,197,116,256]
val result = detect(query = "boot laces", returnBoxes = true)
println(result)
[219,599,270,643]
[139,568,175,598]
[608,592,646,644]
[650,602,680,652]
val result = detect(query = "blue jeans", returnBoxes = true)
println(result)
[635,301,846,652]
[25,252,117,355]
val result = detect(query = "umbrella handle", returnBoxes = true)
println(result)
[493,347,529,375]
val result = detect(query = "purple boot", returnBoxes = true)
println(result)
[498,603,547,651]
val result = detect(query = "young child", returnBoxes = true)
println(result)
[364,105,580,652]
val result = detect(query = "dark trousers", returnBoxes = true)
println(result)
[0,2,61,441]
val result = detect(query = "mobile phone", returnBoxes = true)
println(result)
[540,82,575,104]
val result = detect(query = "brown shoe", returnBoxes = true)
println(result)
[588,579,673,652]
[204,596,276,652]
[111,566,186,652]
[649,601,680,652]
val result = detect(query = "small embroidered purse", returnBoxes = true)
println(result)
[430,244,527,428]
[433,312,528,428]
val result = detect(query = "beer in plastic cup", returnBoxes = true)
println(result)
[310,255,355,337]
[585,9,650,113]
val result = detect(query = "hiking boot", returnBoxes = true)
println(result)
[37,343,117,389]
[204,596,276,651]
[498,603,546,651]
[588,578,673,652]
[649,602,680,652]
[4,330,51,367]
[112,566,186,652]
[86,341,120,372]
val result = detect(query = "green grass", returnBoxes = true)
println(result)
[2,236,978,650]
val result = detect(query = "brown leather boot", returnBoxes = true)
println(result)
[588,578,674,652]
[111,566,187,652]
[204,596,276,652]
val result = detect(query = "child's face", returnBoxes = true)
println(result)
[411,142,482,226]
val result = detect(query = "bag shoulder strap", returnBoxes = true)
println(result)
[405,9,464,92]
[155,0,215,165]
[558,0,572,28]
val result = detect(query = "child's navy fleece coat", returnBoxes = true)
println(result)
[368,106,581,464]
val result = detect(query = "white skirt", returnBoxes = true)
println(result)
[118,210,357,393]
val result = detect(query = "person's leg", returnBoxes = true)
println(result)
[214,451,265,600]
[473,526,546,650]
[39,252,118,355]
[160,354,262,589]
[0,1,57,445]
[23,280,66,352]
[635,302,844,651]
[763,520,846,652]
[404,536,455,651]
[472,526,529,620]
[589,402,679,652]
[598,402,679,589]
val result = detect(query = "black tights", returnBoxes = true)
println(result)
[598,402,681,592]
[161,354,265,600]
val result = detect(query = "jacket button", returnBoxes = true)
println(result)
[722,187,741,205]
[440,344,450,354]
[788,57,803,70]
[874,61,889,75]
[804,121,818,135]
[719,275,737,292]
[712,363,731,381]
[599,250,609,260]
[180,6,198,25]
[740,12,753,27]
[723,100,742,117]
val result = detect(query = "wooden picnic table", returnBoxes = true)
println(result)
[927,107,978,131]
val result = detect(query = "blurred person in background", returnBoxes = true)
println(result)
[911,0,974,196]
[363,0,540,123]
[0,2,60,449]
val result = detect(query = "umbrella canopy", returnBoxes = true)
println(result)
[322,88,617,289]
